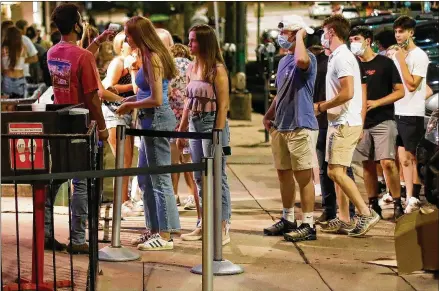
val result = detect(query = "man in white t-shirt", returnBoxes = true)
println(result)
[391,16,430,213]
[314,15,380,237]
[15,19,38,79]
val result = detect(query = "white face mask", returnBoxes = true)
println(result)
[350,42,366,56]
[321,31,330,49]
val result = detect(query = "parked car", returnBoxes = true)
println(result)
[247,16,439,113]
[342,6,360,19]
[308,2,332,19]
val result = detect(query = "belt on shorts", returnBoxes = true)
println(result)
[190,111,216,118]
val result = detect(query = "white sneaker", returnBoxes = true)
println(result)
[181,227,202,241]
[137,234,174,251]
[314,184,322,197]
[222,223,231,246]
[379,193,394,209]
[184,196,197,210]
[405,197,421,214]
[122,200,144,217]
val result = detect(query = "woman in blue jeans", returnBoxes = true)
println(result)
[176,24,232,246]
[117,16,180,251]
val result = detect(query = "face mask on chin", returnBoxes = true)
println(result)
[398,37,410,49]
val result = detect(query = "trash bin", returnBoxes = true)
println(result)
[1,103,94,183]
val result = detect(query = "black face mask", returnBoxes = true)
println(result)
[75,22,83,41]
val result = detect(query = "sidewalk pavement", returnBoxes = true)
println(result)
[2,113,438,291]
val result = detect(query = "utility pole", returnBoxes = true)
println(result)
[256,3,261,47]
[225,2,236,74]
[236,2,246,73]
[229,2,252,121]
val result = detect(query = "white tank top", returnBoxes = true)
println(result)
[1,47,26,71]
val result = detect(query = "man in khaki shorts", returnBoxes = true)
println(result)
[315,15,380,237]
[262,16,319,242]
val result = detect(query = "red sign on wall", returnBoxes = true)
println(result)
[8,123,46,170]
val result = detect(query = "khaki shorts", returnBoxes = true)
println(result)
[270,127,318,171]
[353,120,397,162]
[326,124,362,167]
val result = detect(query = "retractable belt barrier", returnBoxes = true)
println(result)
[1,124,243,291]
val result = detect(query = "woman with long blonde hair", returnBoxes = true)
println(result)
[116,16,179,251]
[176,24,232,245]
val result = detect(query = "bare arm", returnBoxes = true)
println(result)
[395,52,423,92]
[361,83,367,125]
[294,29,310,70]
[213,65,230,129]
[426,84,433,100]
[319,76,354,112]
[102,58,134,94]
[25,55,38,64]
[374,83,405,107]
[264,95,277,121]
[83,90,106,131]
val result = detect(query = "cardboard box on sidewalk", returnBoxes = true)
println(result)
[395,206,439,274]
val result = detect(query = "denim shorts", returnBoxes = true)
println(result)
[2,76,26,98]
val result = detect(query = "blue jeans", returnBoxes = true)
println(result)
[189,112,232,222]
[45,179,88,245]
[138,105,180,233]
[316,128,356,219]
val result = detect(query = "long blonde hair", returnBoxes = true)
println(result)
[125,16,176,81]
[189,24,225,83]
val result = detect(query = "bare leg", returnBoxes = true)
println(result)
[363,160,378,199]
[398,146,414,199]
[380,159,401,199]
[294,169,315,213]
[328,164,370,216]
[277,169,296,209]
[170,142,181,197]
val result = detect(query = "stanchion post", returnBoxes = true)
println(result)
[202,157,214,291]
[192,129,244,276]
[112,125,125,248]
[212,129,223,261]
[99,125,140,262]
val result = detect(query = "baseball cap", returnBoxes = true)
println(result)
[278,15,314,34]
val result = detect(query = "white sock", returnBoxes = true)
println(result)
[282,208,295,222]
[303,212,314,227]
[400,181,406,186]
[378,176,384,182]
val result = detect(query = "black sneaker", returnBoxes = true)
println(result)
[44,238,67,252]
[315,211,335,225]
[378,180,386,194]
[263,218,297,236]
[320,217,355,234]
[370,200,383,219]
[283,223,317,242]
[348,209,380,237]
[67,243,89,254]
[394,201,404,221]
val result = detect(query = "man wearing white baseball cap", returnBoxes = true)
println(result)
[263,15,319,242]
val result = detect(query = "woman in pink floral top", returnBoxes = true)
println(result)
[169,44,200,220]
